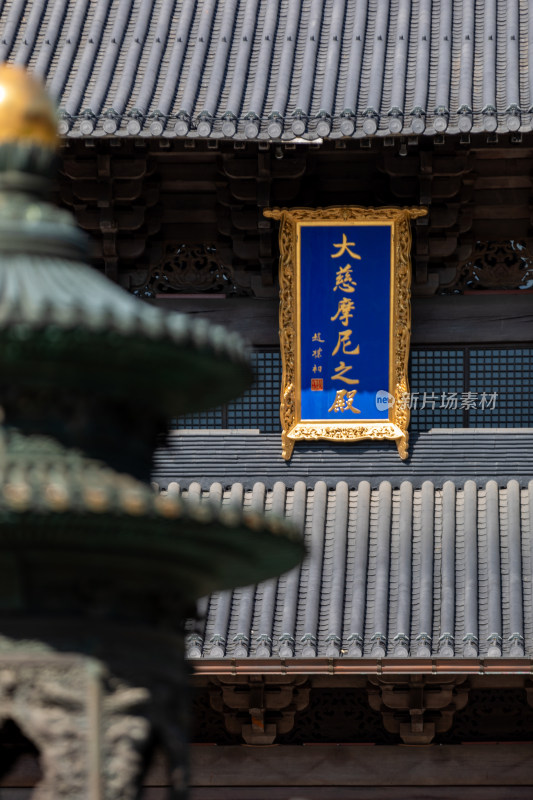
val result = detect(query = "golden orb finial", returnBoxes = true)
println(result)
[0,63,57,150]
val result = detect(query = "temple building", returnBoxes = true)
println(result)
[3,0,533,797]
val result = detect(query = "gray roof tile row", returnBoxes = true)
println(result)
[153,430,533,490]
[184,478,533,660]
[3,0,532,139]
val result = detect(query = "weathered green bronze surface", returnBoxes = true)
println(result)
[0,427,303,600]
[0,64,303,590]
[0,64,304,799]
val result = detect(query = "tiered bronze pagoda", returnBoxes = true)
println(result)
[0,65,303,799]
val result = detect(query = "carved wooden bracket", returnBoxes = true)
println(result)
[367,676,469,744]
[209,676,310,745]
[59,150,159,283]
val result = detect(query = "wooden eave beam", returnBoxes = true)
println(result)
[190,657,533,676]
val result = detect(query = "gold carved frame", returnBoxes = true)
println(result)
[264,206,427,461]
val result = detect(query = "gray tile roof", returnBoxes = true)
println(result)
[4,0,532,139]
[153,430,533,490]
[183,478,533,660]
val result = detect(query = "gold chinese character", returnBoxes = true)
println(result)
[331,297,355,327]
[333,264,357,293]
[312,332,325,342]
[331,361,359,385]
[312,364,323,373]
[332,329,360,357]
[331,233,361,260]
[312,348,322,359]
[328,389,360,414]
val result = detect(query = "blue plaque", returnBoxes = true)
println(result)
[264,206,427,460]
[299,223,392,423]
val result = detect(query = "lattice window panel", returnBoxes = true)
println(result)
[468,347,533,427]
[226,351,282,433]
[173,346,533,433]
[409,349,465,432]
[174,405,224,429]
[174,351,281,432]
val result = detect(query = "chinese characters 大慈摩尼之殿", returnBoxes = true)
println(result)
[328,234,361,411]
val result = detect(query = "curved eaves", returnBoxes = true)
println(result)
[183,479,533,661]
[2,0,532,140]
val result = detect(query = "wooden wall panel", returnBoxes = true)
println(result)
[153,294,533,346]
[189,743,533,790]
[188,789,533,800]
[2,743,532,797]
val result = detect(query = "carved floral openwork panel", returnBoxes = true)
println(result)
[441,240,533,293]
[136,243,253,297]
